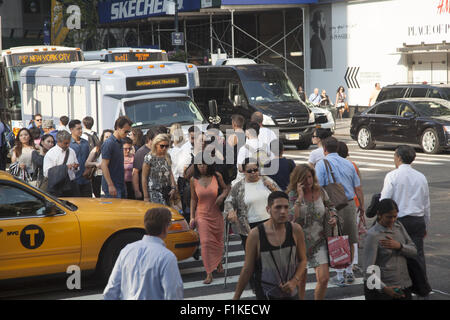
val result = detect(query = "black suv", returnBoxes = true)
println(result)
[376,83,450,103]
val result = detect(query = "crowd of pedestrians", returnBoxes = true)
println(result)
[2,110,430,301]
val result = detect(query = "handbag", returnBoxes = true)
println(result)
[327,222,352,269]
[82,166,97,180]
[366,193,381,218]
[47,150,72,196]
[322,159,348,210]
[82,151,99,180]
[8,161,20,176]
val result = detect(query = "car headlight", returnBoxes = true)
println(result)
[263,114,276,126]
[308,111,315,124]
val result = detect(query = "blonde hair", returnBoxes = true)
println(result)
[286,164,320,194]
[169,123,185,146]
[151,133,172,166]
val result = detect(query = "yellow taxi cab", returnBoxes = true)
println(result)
[0,171,199,281]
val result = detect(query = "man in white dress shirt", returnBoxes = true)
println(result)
[251,112,277,157]
[103,207,183,300]
[43,130,79,196]
[380,145,430,286]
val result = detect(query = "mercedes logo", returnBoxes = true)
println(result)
[289,117,297,124]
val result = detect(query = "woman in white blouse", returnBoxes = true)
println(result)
[308,128,332,168]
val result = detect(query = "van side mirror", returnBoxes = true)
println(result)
[233,95,242,107]
[5,87,13,99]
[208,100,218,117]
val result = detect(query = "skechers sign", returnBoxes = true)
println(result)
[98,0,200,24]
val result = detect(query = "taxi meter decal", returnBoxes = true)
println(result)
[126,74,187,91]
[20,225,45,249]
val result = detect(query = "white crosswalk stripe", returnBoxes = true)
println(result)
[284,146,450,173]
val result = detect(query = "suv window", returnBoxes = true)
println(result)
[375,102,398,115]
[428,89,442,99]
[409,88,428,98]
[398,103,416,117]
[377,87,407,102]
[0,183,46,218]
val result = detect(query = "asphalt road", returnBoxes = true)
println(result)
[1,119,449,300]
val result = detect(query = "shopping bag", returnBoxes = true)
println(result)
[327,223,351,269]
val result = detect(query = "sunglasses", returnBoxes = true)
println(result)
[35,119,42,122]
[246,168,259,174]
[312,135,319,138]
[158,144,170,149]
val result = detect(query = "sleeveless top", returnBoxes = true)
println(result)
[254,222,298,300]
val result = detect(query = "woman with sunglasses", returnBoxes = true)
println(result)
[190,155,230,284]
[308,128,332,168]
[142,134,177,205]
[31,133,56,190]
[224,157,281,251]
[287,164,339,300]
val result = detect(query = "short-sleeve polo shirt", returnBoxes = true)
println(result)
[101,134,125,190]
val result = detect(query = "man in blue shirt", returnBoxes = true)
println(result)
[69,119,92,197]
[103,207,183,300]
[315,137,365,286]
[101,116,133,198]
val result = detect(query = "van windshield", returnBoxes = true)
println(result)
[125,98,206,127]
[237,67,300,103]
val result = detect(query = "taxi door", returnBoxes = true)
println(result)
[0,180,81,280]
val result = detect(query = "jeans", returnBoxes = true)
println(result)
[101,177,126,199]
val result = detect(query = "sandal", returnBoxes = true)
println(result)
[203,274,213,284]
[216,263,224,274]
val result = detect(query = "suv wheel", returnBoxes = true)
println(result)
[357,126,375,149]
[421,128,440,154]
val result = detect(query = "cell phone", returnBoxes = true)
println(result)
[393,288,404,295]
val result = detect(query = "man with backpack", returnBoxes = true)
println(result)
[81,116,100,152]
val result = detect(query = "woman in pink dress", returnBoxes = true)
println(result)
[190,160,230,284]
[123,137,135,199]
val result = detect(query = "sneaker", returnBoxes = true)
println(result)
[330,275,347,287]
[345,273,355,284]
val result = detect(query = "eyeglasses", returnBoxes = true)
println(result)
[246,168,259,174]
[312,135,319,138]
[158,144,170,149]
[123,147,132,151]
[35,119,42,122]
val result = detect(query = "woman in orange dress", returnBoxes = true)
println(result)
[190,159,230,284]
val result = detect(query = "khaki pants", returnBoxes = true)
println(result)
[337,200,358,245]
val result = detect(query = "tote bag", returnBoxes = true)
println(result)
[323,159,348,210]
[327,223,351,269]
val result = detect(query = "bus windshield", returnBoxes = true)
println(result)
[125,98,206,127]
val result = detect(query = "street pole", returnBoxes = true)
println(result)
[174,0,179,53]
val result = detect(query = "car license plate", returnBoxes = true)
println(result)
[286,133,299,140]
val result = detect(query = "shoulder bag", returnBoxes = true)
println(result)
[322,159,348,210]
[47,150,72,196]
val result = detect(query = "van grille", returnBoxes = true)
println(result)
[275,117,308,127]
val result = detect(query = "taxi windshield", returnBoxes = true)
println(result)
[414,101,450,117]
[125,98,206,127]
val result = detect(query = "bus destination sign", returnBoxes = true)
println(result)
[108,52,168,62]
[126,74,187,91]
[10,51,81,67]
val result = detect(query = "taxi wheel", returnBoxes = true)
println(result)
[96,231,144,283]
